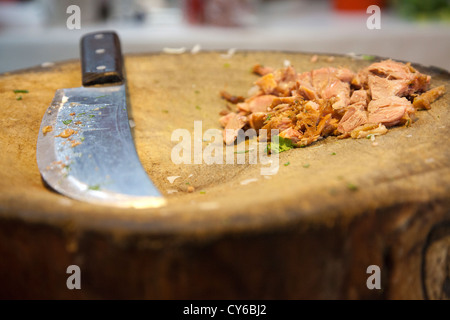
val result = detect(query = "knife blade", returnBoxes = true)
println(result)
[36,31,166,209]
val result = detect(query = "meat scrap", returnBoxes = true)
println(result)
[413,85,446,110]
[219,60,446,146]
[220,90,245,104]
[252,64,274,76]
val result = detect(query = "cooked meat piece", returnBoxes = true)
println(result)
[255,73,277,95]
[350,123,388,139]
[352,67,370,89]
[271,103,292,113]
[334,67,355,83]
[338,105,368,133]
[368,60,412,80]
[408,73,431,94]
[294,72,319,99]
[270,96,298,108]
[247,95,277,113]
[350,89,368,105]
[295,83,319,100]
[220,90,245,104]
[305,101,320,111]
[275,66,298,83]
[236,102,250,113]
[297,71,313,86]
[368,60,430,96]
[367,96,414,127]
[252,64,274,76]
[271,116,294,132]
[223,113,248,144]
[322,80,351,110]
[309,68,353,110]
[248,112,267,130]
[413,85,446,110]
[368,75,409,100]
[311,68,332,94]
[219,112,236,127]
[279,127,302,144]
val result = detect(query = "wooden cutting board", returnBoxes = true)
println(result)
[0,52,449,299]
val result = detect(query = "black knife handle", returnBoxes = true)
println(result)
[80,31,124,86]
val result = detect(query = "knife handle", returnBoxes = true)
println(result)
[80,31,124,86]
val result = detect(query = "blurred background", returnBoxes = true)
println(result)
[0,0,449,73]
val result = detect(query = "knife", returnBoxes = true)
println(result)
[36,31,166,209]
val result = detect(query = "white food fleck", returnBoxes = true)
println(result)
[284,59,291,67]
[191,44,201,54]
[240,178,258,185]
[167,176,181,184]
[220,48,236,59]
[163,47,186,54]
[425,158,435,164]
[129,119,136,128]
[41,62,55,68]
[166,189,178,194]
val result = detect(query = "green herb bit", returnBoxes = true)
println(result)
[234,150,249,154]
[95,95,106,99]
[347,183,358,191]
[331,152,336,155]
[62,119,72,125]
[77,113,86,117]
[361,55,375,61]
[185,182,190,185]
[199,190,206,194]
[406,119,411,127]
[267,136,294,154]
[266,114,272,121]
[303,163,310,168]
[13,90,28,94]
[195,105,201,110]
[284,162,290,166]
[195,90,200,94]
[80,137,85,142]
[162,110,169,114]
[16,96,22,101]
[88,184,101,191]
[89,115,95,118]
[223,63,230,68]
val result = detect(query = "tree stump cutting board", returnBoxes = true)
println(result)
[0,52,449,299]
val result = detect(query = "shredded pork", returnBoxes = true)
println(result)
[219,59,446,146]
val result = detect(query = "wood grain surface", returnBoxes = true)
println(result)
[0,52,449,299]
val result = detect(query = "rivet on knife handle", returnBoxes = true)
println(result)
[80,31,124,86]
